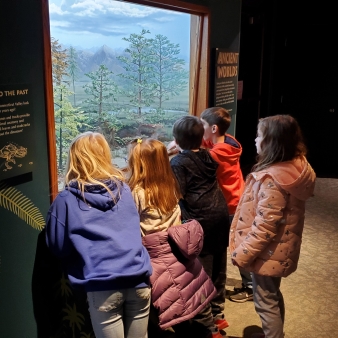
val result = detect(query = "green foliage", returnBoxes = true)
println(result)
[144,108,166,124]
[83,64,118,126]
[149,34,189,109]
[117,29,155,116]
[68,46,80,106]
[51,37,84,172]
[100,111,126,148]
[54,85,85,171]
[82,65,124,146]
[51,31,189,168]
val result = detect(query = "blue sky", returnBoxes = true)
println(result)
[49,0,190,58]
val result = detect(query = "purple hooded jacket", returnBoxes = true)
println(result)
[142,219,216,329]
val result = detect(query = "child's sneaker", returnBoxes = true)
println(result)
[213,313,229,330]
[229,286,253,303]
[210,331,224,338]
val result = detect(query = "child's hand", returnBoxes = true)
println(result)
[167,140,179,156]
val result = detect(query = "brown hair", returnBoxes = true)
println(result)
[253,115,307,172]
[65,132,124,198]
[127,138,182,215]
[172,115,204,150]
[200,107,231,135]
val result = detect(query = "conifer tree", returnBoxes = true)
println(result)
[149,34,188,110]
[83,64,117,129]
[117,29,154,117]
[68,46,80,106]
[54,85,84,171]
[51,37,69,86]
[51,37,83,172]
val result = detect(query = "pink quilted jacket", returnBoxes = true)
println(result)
[142,220,216,329]
[229,156,316,277]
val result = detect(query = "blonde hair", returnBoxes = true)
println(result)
[127,138,182,215]
[253,115,307,172]
[65,132,124,198]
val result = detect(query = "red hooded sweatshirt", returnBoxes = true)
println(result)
[203,134,244,215]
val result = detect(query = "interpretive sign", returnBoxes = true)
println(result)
[213,48,239,115]
[0,84,35,180]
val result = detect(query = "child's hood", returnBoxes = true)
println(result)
[198,150,219,177]
[181,149,219,178]
[66,179,122,211]
[255,156,316,201]
[167,219,204,259]
[212,134,242,162]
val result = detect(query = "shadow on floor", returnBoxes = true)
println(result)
[148,317,263,338]
[242,325,264,338]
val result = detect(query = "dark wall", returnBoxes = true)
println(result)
[236,0,338,178]
[235,0,266,176]
[280,3,338,178]
[0,1,51,337]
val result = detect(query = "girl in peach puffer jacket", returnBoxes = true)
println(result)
[229,115,316,338]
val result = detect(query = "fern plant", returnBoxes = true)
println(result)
[0,182,45,230]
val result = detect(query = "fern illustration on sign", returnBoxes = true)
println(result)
[0,182,45,230]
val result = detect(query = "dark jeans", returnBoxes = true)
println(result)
[198,250,227,316]
[191,249,227,331]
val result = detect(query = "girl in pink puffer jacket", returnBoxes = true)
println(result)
[127,138,219,338]
[230,115,316,338]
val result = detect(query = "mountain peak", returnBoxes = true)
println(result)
[96,44,115,55]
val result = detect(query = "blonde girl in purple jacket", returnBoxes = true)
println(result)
[230,115,316,338]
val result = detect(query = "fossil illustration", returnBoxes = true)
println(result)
[0,143,27,170]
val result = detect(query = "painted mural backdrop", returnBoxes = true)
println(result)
[49,0,191,184]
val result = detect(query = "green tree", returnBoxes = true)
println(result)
[149,34,188,109]
[117,29,154,117]
[54,85,84,172]
[83,64,117,129]
[68,46,80,106]
[51,37,77,173]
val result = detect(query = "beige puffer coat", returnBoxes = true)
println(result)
[229,156,316,277]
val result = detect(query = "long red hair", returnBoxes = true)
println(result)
[127,138,182,215]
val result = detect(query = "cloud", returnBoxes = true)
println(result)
[154,16,175,23]
[49,0,179,36]
[48,0,190,52]
[50,20,70,28]
[49,3,69,15]
[69,0,161,18]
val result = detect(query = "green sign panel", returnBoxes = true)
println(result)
[0,84,35,180]
[213,48,239,115]
[212,48,240,136]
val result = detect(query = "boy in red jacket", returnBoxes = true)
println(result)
[200,107,253,303]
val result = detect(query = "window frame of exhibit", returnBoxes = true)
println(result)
[42,0,210,201]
